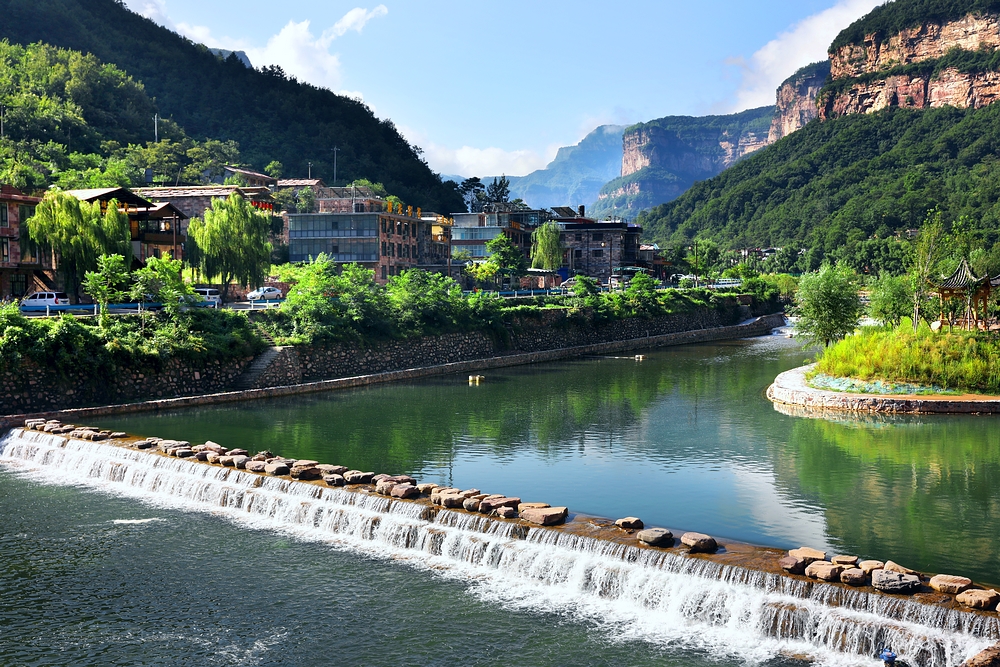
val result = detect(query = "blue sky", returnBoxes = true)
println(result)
[124,0,882,177]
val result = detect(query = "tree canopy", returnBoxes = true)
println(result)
[530,221,564,270]
[187,193,272,301]
[794,264,863,347]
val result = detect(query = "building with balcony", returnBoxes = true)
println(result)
[552,206,642,283]
[288,208,450,284]
[65,188,188,262]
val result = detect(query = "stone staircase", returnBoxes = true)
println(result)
[232,346,282,390]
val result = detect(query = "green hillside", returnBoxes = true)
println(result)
[831,0,1000,50]
[0,0,464,212]
[636,103,1000,272]
[590,106,774,220]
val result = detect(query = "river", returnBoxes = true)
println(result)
[2,334,999,665]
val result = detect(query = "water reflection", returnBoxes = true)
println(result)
[90,335,1000,584]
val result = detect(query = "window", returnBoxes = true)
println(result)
[592,233,603,242]
[381,266,387,280]
[574,249,582,259]
[18,205,34,225]
[574,234,582,241]
[0,205,7,228]
[0,238,8,263]
[591,248,603,258]
[21,237,38,264]
[10,274,26,297]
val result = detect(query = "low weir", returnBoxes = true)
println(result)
[1,427,996,666]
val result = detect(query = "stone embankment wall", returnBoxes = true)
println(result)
[3,314,786,426]
[2,307,783,416]
[249,307,745,390]
[2,356,252,415]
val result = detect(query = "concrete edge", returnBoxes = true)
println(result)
[767,364,1000,415]
[3,313,786,428]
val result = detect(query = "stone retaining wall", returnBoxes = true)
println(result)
[1,314,786,428]
[767,364,1000,414]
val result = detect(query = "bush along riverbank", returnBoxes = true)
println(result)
[0,264,783,414]
[814,325,1000,395]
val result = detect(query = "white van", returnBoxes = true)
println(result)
[20,291,70,308]
[192,288,221,307]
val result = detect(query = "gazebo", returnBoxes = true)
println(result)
[932,259,991,330]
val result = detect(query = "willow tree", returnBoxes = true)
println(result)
[26,191,131,301]
[188,193,272,302]
[530,221,564,270]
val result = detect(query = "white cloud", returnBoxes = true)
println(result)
[729,0,882,111]
[123,1,388,92]
[399,126,556,178]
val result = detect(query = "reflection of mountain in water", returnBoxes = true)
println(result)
[774,414,1000,585]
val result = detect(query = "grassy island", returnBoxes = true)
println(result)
[815,326,1000,395]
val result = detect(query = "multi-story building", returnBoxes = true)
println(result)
[450,209,545,260]
[0,185,46,299]
[65,188,189,262]
[133,185,276,231]
[288,207,450,283]
[552,206,642,283]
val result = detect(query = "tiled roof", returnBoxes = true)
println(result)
[65,187,152,207]
[134,185,273,201]
[936,259,985,290]
[224,165,275,182]
[277,178,325,187]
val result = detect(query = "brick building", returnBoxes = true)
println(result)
[0,185,46,299]
[552,206,642,283]
[65,188,188,262]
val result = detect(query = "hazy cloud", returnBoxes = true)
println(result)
[399,126,556,178]
[729,0,881,111]
[123,1,388,93]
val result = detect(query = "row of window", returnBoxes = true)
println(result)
[382,241,417,259]
[0,204,35,228]
[289,239,377,263]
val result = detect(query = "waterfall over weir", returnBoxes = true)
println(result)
[1,428,995,667]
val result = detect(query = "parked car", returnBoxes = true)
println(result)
[192,287,221,308]
[246,286,283,300]
[20,291,70,309]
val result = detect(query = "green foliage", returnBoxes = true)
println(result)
[334,263,391,339]
[485,234,528,276]
[296,186,316,214]
[188,193,272,301]
[868,272,913,329]
[0,2,464,212]
[530,221,564,270]
[794,263,863,347]
[830,0,1000,51]
[26,191,131,300]
[82,254,128,328]
[264,160,283,178]
[637,103,1000,275]
[386,269,468,336]
[276,253,342,340]
[0,301,264,378]
[816,325,1000,393]
[131,255,193,317]
[622,272,663,317]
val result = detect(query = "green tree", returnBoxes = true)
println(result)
[296,187,316,214]
[188,193,272,302]
[131,255,193,317]
[909,211,946,332]
[184,139,240,183]
[279,253,341,337]
[334,263,391,338]
[530,221,564,270]
[572,274,601,308]
[485,234,527,279]
[82,254,129,328]
[485,175,510,205]
[458,177,485,212]
[386,269,467,336]
[623,272,662,317]
[867,272,912,329]
[795,263,863,347]
[26,191,131,301]
[265,160,283,178]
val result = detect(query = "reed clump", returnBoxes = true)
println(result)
[816,326,1000,394]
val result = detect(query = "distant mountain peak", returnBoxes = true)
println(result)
[207,48,252,68]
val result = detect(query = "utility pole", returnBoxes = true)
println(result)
[331,146,340,185]
[153,113,159,142]
[308,162,313,179]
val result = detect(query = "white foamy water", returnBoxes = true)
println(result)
[1,428,994,666]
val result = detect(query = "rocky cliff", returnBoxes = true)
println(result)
[769,61,831,142]
[821,9,1000,119]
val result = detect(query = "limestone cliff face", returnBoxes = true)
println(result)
[769,62,830,142]
[830,14,1000,80]
[822,13,1000,119]
[620,123,768,179]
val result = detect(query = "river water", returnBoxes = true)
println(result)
[3,334,1000,665]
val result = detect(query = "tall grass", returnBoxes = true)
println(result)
[816,326,1000,393]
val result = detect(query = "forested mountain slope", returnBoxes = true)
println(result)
[636,102,1000,270]
[0,0,464,212]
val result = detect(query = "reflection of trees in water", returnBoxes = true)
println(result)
[778,415,1000,584]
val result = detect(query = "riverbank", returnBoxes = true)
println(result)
[767,364,1000,414]
[1,313,785,428]
[3,423,997,666]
